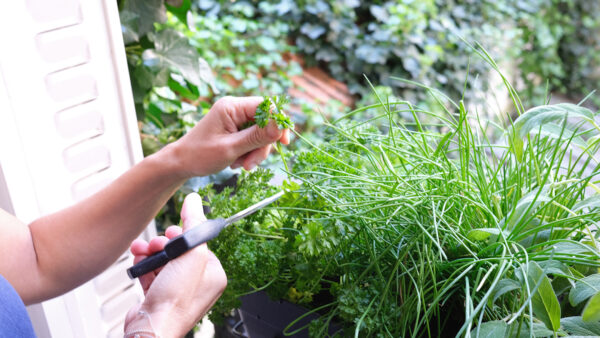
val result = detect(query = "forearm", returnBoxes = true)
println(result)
[26,144,187,303]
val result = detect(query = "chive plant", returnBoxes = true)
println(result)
[203,50,600,337]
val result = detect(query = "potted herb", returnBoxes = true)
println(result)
[202,65,600,336]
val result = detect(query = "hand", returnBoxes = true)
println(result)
[168,96,290,177]
[124,193,227,338]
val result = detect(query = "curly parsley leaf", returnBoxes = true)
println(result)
[254,95,293,129]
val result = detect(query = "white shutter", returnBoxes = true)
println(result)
[0,0,156,336]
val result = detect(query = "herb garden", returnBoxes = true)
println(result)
[118,0,600,336]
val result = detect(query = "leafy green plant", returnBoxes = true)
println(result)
[119,0,212,119]
[513,0,600,106]
[254,95,293,129]
[164,9,301,98]
[201,51,600,336]
[197,0,600,109]
[197,0,509,104]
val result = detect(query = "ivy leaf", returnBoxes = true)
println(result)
[300,23,326,39]
[343,0,360,7]
[526,261,561,332]
[370,5,389,22]
[165,0,192,25]
[582,291,600,322]
[198,58,219,94]
[143,29,203,87]
[569,274,600,307]
[135,63,169,88]
[122,0,166,36]
[273,0,295,15]
[119,10,140,44]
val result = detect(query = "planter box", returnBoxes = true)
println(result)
[215,291,341,338]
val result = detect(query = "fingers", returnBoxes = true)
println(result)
[131,238,150,256]
[281,129,290,145]
[230,153,249,169]
[228,121,283,157]
[148,236,169,253]
[215,96,264,128]
[165,225,182,239]
[242,144,272,171]
[180,193,207,232]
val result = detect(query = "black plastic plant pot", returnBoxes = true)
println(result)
[238,291,341,338]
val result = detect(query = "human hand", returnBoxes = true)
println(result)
[124,193,227,338]
[167,96,290,177]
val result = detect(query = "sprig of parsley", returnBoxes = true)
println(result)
[255,95,293,129]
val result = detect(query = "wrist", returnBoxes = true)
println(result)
[148,142,190,181]
[125,302,189,338]
[124,308,161,338]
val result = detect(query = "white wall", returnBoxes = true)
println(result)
[0,0,156,336]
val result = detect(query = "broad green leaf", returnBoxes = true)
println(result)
[509,103,594,161]
[582,291,600,322]
[491,279,520,304]
[122,0,167,36]
[135,63,169,88]
[470,320,507,338]
[197,58,219,94]
[300,23,326,39]
[553,242,597,256]
[518,228,550,248]
[119,10,139,44]
[167,75,198,101]
[165,0,192,25]
[573,195,600,212]
[143,29,203,87]
[507,321,554,338]
[538,260,572,277]
[467,228,504,241]
[561,316,600,335]
[528,122,589,148]
[552,276,575,297]
[505,187,551,230]
[527,261,561,332]
[569,274,600,307]
[512,103,595,139]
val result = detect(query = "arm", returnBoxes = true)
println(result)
[0,96,288,304]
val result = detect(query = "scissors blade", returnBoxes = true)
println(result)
[224,190,284,225]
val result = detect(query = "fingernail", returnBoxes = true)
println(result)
[247,162,257,170]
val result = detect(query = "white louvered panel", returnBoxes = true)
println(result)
[0,0,155,337]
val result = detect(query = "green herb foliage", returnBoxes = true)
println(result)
[203,53,600,336]
[255,95,293,129]
[198,0,600,107]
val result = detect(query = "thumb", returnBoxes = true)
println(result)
[229,121,283,156]
[180,193,207,232]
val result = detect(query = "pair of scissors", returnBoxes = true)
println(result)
[127,191,284,279]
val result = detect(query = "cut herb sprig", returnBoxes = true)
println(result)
[255,95,293,129]
[254,95,293,172]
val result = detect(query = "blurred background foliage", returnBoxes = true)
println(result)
[117,0,600,227]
